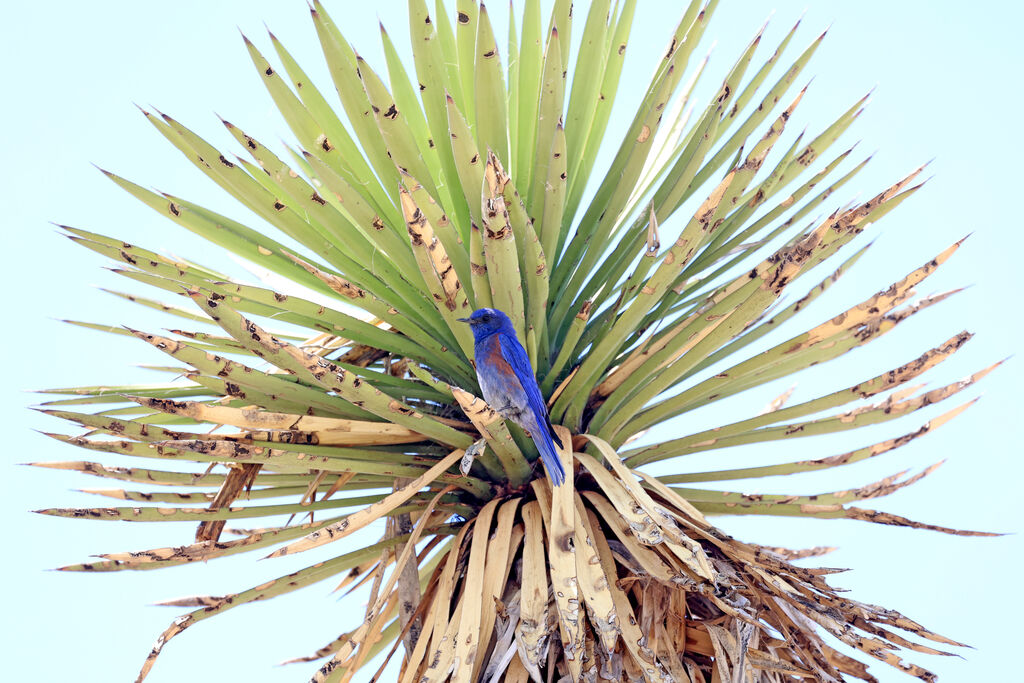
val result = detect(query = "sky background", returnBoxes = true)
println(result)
[2,0,1021,681]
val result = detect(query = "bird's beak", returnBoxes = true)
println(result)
[456,317,471,323]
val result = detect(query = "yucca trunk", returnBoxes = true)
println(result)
[34,1,994,681]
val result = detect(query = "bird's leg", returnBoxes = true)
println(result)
[528,455,543,479]
[494,401,519,419]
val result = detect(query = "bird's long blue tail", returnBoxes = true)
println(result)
[530,417,566,486]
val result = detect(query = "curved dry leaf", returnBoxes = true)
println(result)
[266,448,465,557]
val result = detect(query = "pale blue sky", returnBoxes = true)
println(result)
[2,1,1021,681]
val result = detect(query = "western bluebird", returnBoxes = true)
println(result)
[457,308,567,486]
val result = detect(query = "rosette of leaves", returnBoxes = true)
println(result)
[34,1,996,681]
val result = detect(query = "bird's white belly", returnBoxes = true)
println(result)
[478,371,527,423]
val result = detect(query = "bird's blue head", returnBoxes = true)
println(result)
[457,307,515,342]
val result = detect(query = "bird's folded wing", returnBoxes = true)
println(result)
[497,333,562,447]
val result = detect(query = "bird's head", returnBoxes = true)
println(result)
[457,307,515,340]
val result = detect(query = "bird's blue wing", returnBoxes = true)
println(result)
[497,332,566,485]
[496,331,550,428]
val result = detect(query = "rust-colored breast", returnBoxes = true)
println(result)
[480,335,516,379]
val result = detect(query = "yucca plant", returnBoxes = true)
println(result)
[34,0,996,681]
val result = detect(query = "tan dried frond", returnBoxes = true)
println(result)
[299,434,972,683]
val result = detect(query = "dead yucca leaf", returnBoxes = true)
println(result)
[335,440,976,683]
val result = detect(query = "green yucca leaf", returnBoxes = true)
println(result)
[62,223,222,280]
[60,319,153,340]
[526,24,565,215]
[781,89,870,179]
[656,396,979,480]
[36,386,210,405]
[295,149,410,262]
[693,239,871,365]
[67,243,208,299]
[568,107,720,325]
[77,484,360,505]
[626,330,975,465]
[726,17,802,126]
[696,131,809,261]
[266,33,387,210]
[480,156,528,342]
[454,0,479,131]
[686,494,993,537]
[547,0,573,56]
[474,4,509,165]
[489,153,549,365]
[359,53,440,202]
[27,462,397,505]
[451,386,531,486]
[665,287,960,423]
[186,290,473,445]
[673,463,942,507]
[548,3,710,332]
[125,375,446,420]
[408,0,472,238]
[538,122,566,278]
[86,404,170,418]
[28,460,231,486]
[398,179,476,358]
[380,23,442,183]
[203,276,461,375]
[124,329,377,419]
[640,68,717,217]
[561,0,636,239]
[603,181,934,441]
[689,28,825,197]
[445,91,486,229]
[563,0,610,187]
[185,373,347,417]
[98,288,218,324]
[43,409,425,467]
[402,170,476,304]
[42,430,367,474]
[243,33,340,156]
[151,329,256,356]
[513,0,543,193]
[309,2,400,202]
[433,0,463,113]
[98,169,344,296]
[553,89,802,428]
[36,492,400,523]
[692,144,867,285]
[506,0,519,168]
[541,299,591,395]
[219,120,417,278]
[56,519,348,572]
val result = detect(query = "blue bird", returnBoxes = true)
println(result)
[457,308,566,486]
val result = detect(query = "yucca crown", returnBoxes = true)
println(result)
[31,1,996,681]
